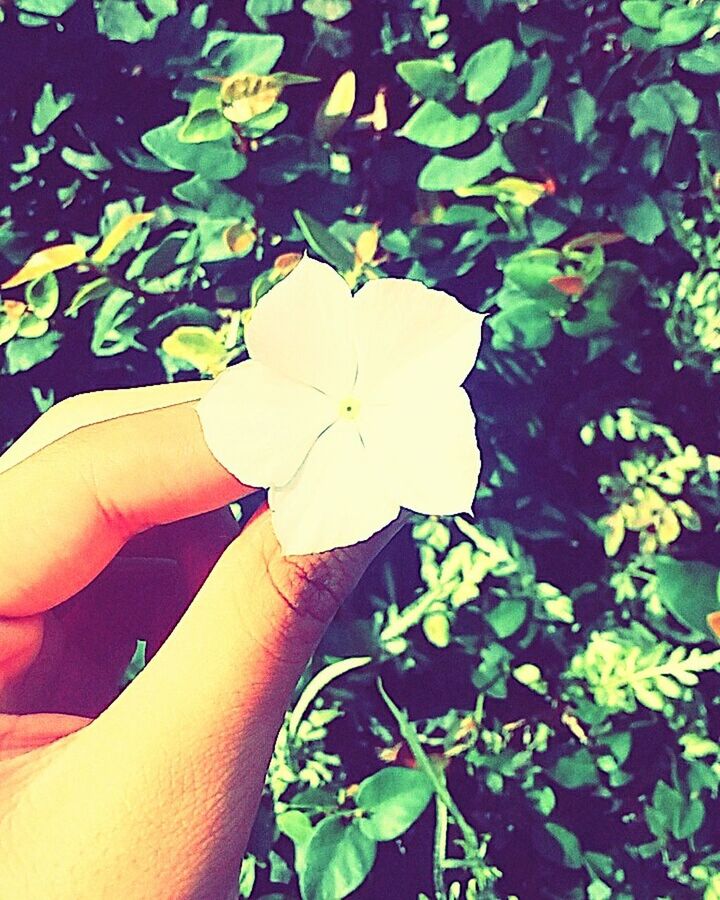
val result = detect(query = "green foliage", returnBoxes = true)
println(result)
[2,0,720,897]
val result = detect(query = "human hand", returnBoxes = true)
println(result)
[0,381,407,899]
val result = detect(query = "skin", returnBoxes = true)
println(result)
[0,381,408,899]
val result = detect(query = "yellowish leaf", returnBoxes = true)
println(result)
[602,510,625,557]
[621,499,654,530]
[354,224,380,265]
[640,532,658,555]
[0,301,25,345]
[219,71,318,124]
[2,244,86,289]
[356,86,388,133]
[92,212,154,264]
[455,177,548,207]
[656,507,681,545]
[422,611,451,648]
[314,70,356,142]
[161,325,234,377]
[671,499,701,531]
[2,299,26,319]
[17,314,49,339]
[223,223,257,254]
[223,79,279,123]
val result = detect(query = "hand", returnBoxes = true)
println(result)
[0,381,407,899]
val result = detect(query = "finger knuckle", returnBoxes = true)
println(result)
[261,532,349,628]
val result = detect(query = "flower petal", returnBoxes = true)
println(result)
[352,278,485,402]
[269,418,400,555]
[359,387,480,515]
[196,359,336,488]
[245,254,357,397]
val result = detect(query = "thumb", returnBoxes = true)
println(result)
[2,505,408,900]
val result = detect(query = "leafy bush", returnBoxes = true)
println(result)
[1,0,719,897]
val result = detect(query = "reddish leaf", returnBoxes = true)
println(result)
[708,611,720,638]
[549,275,587,296]
[2,300,27,319]
[562,231,626,253]
[273,252,302,273]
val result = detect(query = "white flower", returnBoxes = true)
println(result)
[196,255,485,556]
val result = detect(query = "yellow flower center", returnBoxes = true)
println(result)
[338,395,361,420]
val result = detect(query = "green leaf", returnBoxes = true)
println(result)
[654,556,720,638]
[503,248,563,297]
[620,1,662,29]
[567,88,597,142]
[171,176,247,217]
[95,0,179,43]
[655,7,707,46]
[121,639,147,687]
[278,810,314,844]
[545,823,583,869]
[178,89,232,144]
[246,0,293,30]
[141,118,246,179]
[628,82,700,137]
[613,194,665,244]
[16,314,49,339]
[396,60,458,102]
[302,0,352,22]
[32,83,74,136]
[650,780,681,836]
[240,101,289,138]
[485,598,527,638]
[356,767,433,841]
[460,39,514,103]
[277,810,314,871]
[0,307,22,346]
[490,301,555,351]
[678,43,720,75]
[16,0,76,14]
[4,331,62,374]
[397,101,480,149]
[60,144,113,179]
[299,818,376,900]
[552,749,598,789]
[65,277,113,318]
[25,273,59,319]
[90,288,140,357]
[417,139,510,190]
[529,786,556,816]
[486,54,552,130]
[293,210,356,273]
[560,297,616,338]
[201,31,284,75]
[675,797,705,840]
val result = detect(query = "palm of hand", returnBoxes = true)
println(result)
[0,382,404,899]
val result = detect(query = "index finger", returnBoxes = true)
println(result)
[0,390,252,618]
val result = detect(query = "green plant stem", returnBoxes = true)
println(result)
[433,792,448,900]
[380,588,442,643]
[287,656,372,742]
[378,679,488,884]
